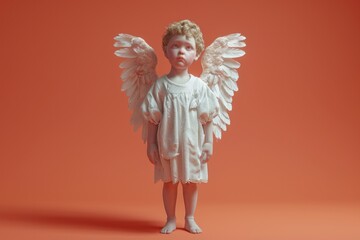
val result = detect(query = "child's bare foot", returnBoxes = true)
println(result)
[185,217,202,234]
[160,218,176,234]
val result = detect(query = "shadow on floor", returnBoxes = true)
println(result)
[0,207,161,233]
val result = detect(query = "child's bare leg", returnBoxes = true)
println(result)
[182,183,202,234]
[161,181,178,234]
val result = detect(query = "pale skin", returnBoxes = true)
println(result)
[146,35,214,234]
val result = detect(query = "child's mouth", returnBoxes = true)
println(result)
[177,57,186,62]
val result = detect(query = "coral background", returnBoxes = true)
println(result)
[0,0,359,239]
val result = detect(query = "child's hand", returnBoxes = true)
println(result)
[200,142,213,163]
[147,143,160,164]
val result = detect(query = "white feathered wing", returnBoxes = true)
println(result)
[114,34,158,142]
[200,33,246,139]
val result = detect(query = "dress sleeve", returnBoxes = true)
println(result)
[141,82,163,125]
[197,84,220,125]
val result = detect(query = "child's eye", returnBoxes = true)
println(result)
[172,44,179,48]
[186,45,194,50]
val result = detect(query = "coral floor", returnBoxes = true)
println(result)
[0,203,359,240]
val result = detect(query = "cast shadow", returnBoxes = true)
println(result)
[0,207,162,233]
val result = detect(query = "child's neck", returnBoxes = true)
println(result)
[167,68,191,84]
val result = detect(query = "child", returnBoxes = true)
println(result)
[141,20,219,234]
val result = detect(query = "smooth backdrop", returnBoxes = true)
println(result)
[0,0,359,208]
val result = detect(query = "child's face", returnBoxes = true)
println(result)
[165,35,198,71]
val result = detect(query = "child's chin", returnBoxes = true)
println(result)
[174,63,188,68]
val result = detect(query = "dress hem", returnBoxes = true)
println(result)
[154,178,208,184]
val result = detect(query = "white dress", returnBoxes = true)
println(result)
[141,75,219,184]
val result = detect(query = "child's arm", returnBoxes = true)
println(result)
[147,122,159,164]
[201,121,213,163]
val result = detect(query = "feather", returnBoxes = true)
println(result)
[113,40,131,48]
[121,77,136,91]
[213,125,222,139]
[223,58,240,69]
[131,110,143,131]
[221,83,235,97]
[114,48,137,58]
[238,35,246,41]
[115,33,134,42]
[213,116,220,125]
[212,84,222,99]
[219,94,232,111]
[220,122,227,131]
[220,87,233,102]
[141,121,148,143]
[220,65,239,80]
[222,77,239,92]
[219,112,230,125]
[224,33,240,38]
[124,83,137,98]
[226,33,241,39]
[121,66,136,80]
[120,58,137,68]
[227,40,246,48]
[129,93,140,110]
[226,34,246,47]
[213,116,227,131]
[222,48,245,58]
[113,34,132,47]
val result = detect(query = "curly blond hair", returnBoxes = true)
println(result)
[162,19,204,57]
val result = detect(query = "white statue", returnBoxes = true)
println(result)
[114,20,246,234]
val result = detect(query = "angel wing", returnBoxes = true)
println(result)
[114,34,158,142]
[200,33,246,139]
